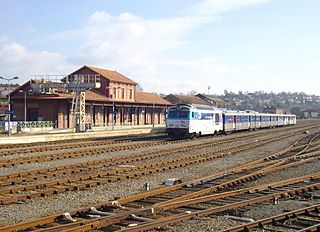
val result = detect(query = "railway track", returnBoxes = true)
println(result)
[0,129,264,166]
[1,124,311,182]
[0,121,314,159]
[117,179,320,232]
[0,139,176,167]
[0,125,315,205]
[2,170,319,231]
[1,130,319,231]
[222,203,320,232]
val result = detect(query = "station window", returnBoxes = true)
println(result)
[122,89,125,99]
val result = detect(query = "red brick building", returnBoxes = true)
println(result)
[10,65,171,129]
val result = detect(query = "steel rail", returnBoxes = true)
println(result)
[0,122,315,159]
[0,139,129,156]
[0,129,267,183]
[294,133,320,156]
[1,128,317,204]
[49,177,320,232]
[1,124,275,167]
[0,140,175,167]
[5,173,320,232]
[296,224,320,232]
[116,182,320,232]
[0,132,297,204]
[152,169,320,212]
[0,134,269,185]
[154,154,319,207]
[0,122,310,160]
[221,203,320,232]
[0,122,318,229]
[50,155,320,231]
[2,156,319,232]
[152,132,320,206]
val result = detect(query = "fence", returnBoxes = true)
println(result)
[0,121,54,133]
[92,122,165,131]
[17,121,55,129]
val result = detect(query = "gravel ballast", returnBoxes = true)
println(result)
[0,123,319,230]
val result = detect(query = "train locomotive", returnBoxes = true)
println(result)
[165,104,296,138]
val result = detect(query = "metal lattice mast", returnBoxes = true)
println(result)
[79,91,86,129]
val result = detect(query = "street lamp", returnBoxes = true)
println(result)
[19,89,32,126]
[0,76,19,137]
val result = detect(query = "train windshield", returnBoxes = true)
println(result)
[178,111,189,118]
[168,111,177,118]
[167,110,190,119]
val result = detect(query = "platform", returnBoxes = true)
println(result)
[0,125,165,145]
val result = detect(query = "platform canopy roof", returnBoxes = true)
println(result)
[165,94,210,106]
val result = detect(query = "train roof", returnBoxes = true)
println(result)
[168,104,296,117]
[168,103,221,111]
[223,111,296,117]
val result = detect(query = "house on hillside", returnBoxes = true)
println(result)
[303,110,320,118]
[0,83,20,98]
[263,107,285,114]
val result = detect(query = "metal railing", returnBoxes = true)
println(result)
[92,122,165,130]
[17,121,54,128]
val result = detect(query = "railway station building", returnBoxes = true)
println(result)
[10,65,171,129]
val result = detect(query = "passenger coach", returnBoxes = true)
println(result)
[166,104,296,138]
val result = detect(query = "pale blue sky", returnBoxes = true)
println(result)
[0,0,319,95]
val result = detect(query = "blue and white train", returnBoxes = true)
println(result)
[165,104,296,137]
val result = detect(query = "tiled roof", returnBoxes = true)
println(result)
[85,66,136,85]
[135,91,171,105]
[166,94,210,105]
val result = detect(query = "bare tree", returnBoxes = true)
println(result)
[136,83,143,91]
[187,90,197,96]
